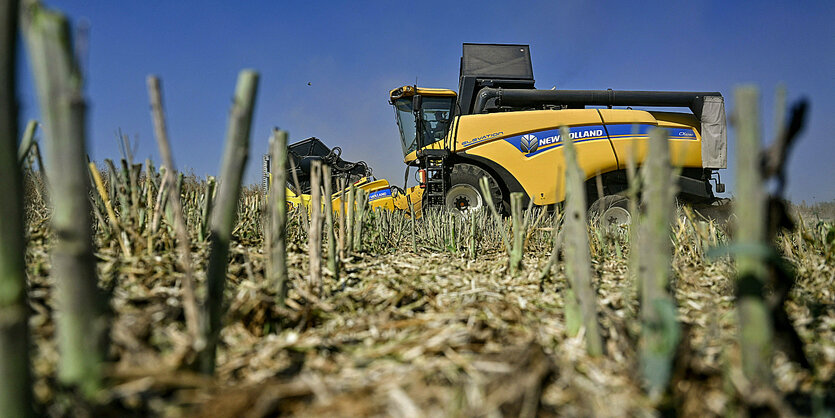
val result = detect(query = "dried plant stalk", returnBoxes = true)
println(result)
[288,157,308,232]
[346,183,355,254]
[146,75,200,350]
[408,194,417,252]
[0,0,33,414]
[510,192,524,274]
[353,188,368,252]
[338,178,347,259]
[151,167,168,233]
[30,140,47,191]
[269,129,289,306]
[21,0,107,395]
[199,176,216,242]
[625,124,641,302]
[479,176,510,253]
[127,160,141,223]
[88,162,131,257]
[446,211,455,252]
[733,86,773,387]
[638,127,679,401]
[143,158,155,237]
[322,165,339,280]
[537,209,562,285]
[309,160,323,294]
[469,207,477,259]
[200,70,259,374]
[16,119,37,164]
[561,126,603,357]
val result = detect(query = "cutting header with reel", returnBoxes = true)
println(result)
[262,136,413,212]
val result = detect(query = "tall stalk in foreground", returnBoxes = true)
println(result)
[146,75,201,350]
[199,70,259,374]
[268,129,289,306]
[0,0,33,415]
[561,126,603,357]
[638,128,679,401]
[733,86,773,388]
[16,119,37,164]
[21,0,107,395]
[308,160,323,295]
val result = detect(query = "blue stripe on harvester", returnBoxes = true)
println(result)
[502,124,697,158]
[606,124,697,140]
[368,188,392,201]
[503,125,608,158]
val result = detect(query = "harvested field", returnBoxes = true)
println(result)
[5,6,832,415]
[21,181,835,417]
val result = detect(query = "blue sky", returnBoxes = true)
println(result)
[17,0,835,202]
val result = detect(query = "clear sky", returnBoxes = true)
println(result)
[17,0,835,202]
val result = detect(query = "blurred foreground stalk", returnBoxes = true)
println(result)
[199,70,259,374]
[561,126,603,357]
[638,128,680,401]
[322,165,338,280]
[16,119,37,164]
[147,76,201,350]
[21,0,107,396]
[509,192,524,274]
[733,86,773,387]
[0,0,33,415]
[353,187,368,252]
[268,129,289,306]
[308,160,323,294]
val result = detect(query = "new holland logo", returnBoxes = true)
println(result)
[520,134,538,153]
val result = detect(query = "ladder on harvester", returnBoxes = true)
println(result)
[262,154,271,195]
[420,149,449,207]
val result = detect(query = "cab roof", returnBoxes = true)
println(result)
[389,85,457,101]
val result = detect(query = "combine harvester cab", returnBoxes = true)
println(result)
[389,43,727,221]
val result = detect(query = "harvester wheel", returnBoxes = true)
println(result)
[589,194,632,231]
[445,164,503,215]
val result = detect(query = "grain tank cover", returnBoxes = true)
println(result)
[461,43,534,80]
[458,43,536,115]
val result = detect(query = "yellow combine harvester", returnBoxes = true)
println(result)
[389,43,727,222]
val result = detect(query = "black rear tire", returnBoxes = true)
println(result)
[589,194,632,229]
[444,163,503,214]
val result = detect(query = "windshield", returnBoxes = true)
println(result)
[393,96,455,157]
[393,98,418,155]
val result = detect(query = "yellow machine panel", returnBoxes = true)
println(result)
[453,110,619,205]
[599,109,702,170]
